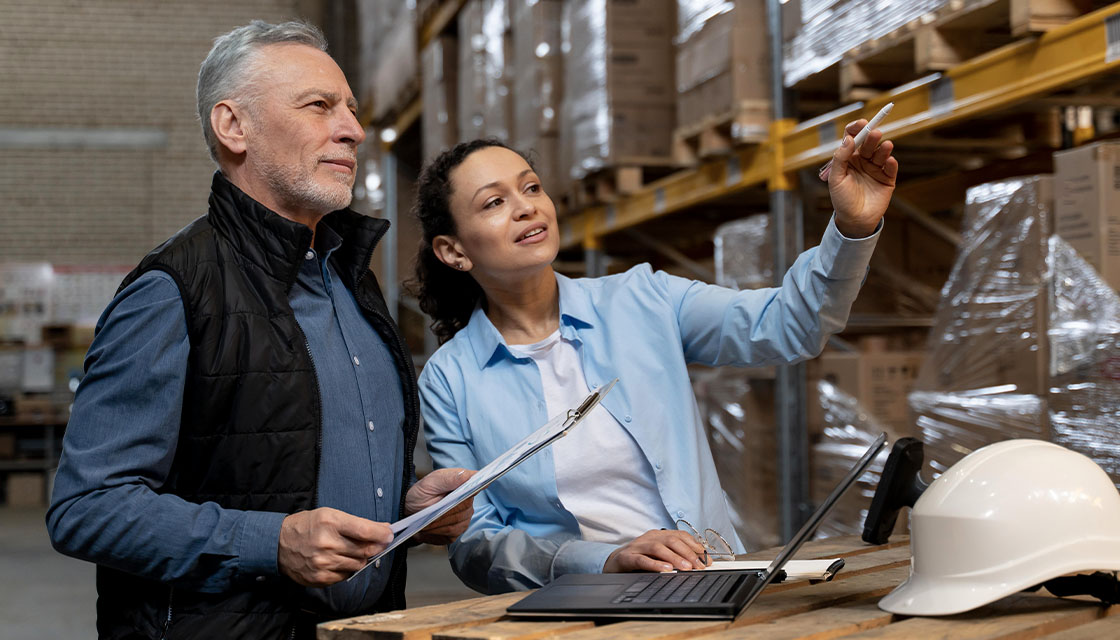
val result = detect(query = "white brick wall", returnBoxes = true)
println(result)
[0,0,326,264]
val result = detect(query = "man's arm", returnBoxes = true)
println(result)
[46,271,284,592]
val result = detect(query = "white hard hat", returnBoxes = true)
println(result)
[879,439,1120,616]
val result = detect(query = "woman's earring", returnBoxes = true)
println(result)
[456,263,463,270]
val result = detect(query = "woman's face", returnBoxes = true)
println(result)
[439,146,559,282]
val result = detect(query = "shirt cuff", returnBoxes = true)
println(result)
[818,215,882,280]
[238,510,287,577]
[551,539,621,578]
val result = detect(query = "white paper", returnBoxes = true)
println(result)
[348,379,617,581]
[703,558,844,579]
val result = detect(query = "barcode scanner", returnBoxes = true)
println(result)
[862,437,928,545]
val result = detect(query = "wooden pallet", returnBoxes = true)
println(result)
[840,0,1097,102]
[318,535,1120,639]
[791,0,1097,107]
[564,159,680,210]
[673,102,771,166]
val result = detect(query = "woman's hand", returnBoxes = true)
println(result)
[603,529,713,573]
[828,118,899,238]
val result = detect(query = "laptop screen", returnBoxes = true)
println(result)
[735,432,888,617]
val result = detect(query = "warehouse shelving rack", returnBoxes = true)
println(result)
[390,0,1120,538]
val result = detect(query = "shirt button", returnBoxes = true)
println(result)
[255,576,266,583]
[375,559,381,568]
[624,415,632,422]
[367,420,375,431]
[655,462,662,471]
[304,250,314,260]
[677,510,685,519]
[352,355,361,366]
[376,487,384,498]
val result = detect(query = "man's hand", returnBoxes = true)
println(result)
[405,468,477,545]
[277,507,393,587]
[603,529,712,573]
[828,118,899,238]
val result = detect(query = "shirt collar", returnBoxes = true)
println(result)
[465,271,597,369]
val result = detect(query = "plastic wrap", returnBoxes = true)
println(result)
[458,0,511,142]
[691,366,779,550]
[1047,235,1120,485]
[713,214,772,290]
[511,0,563,194]
[783,0,953,88]
[677,0,734,45]
[909,176,1052,474]
[421,36,458,163]
[810,383,896,538]
[561,0,675,179]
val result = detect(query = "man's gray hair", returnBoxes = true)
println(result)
[197,20,329,163]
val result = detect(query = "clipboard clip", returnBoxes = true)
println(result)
[565,378,618,429]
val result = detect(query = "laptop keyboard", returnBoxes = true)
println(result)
[611,572,748,605]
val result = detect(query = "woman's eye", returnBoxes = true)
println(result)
[526,183,540,193]
[484,198,502,209]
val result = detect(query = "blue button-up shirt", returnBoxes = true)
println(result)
[420,217,879,594]
[48,224,405,613]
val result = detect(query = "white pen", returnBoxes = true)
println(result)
[818,102,894,181]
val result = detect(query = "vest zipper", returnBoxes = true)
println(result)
[159,587,173,639]
[295,327,324,508]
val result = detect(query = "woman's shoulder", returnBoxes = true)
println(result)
[418,333,473,384]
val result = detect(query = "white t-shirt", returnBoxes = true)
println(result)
[508,330,675,543]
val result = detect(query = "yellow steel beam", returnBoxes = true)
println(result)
[785,3,1120,170]
[420,0,469,50]
[561,3,1120,249]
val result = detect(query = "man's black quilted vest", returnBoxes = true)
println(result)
[95,173,419,640]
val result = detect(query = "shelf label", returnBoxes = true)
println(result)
[726,155,742,187]
[930,77,954,115]
[1108,14,1120,63]
[654,188,666,214]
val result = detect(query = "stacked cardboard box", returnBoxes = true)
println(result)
[808,349,925,439]
[359,1,418,123]
[562,0,677,180]
[6,472,45,507]
[421,36,459,163]
[458,0,512,143]
[675,0,770,138]
[1055,141,1120,293]
[511,0,564,197]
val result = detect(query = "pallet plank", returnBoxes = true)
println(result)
[695,599,894,639]
[318,592,528,640]
[840,595,1115,639]
[431,620,595,640]
[1035,609,1120,638]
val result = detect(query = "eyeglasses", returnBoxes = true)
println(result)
[675,518,735,564]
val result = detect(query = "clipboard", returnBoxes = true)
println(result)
[348,378,619,581]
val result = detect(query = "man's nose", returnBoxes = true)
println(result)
[335,110,365,146]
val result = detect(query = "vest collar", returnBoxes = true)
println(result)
[206,171,389,293]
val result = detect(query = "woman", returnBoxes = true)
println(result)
[412,121,897,594]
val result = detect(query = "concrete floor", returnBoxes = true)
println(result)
[0,506,479,639]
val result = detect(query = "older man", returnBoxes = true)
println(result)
[47,20,472,639]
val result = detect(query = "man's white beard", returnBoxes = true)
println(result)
[259,156,354,215]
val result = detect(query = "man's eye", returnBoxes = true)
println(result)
[309,100,328,109]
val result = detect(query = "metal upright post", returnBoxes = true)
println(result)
[767,0,810,540]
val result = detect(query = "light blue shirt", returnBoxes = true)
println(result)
[419,216,880,594]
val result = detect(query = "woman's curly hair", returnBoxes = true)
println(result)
[407,138,536,344]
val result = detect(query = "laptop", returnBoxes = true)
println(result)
[506,432,888,620]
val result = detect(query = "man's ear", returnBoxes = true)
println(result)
[432,235,472,272]
[211,101,249,156]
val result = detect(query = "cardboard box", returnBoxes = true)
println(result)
[675,0,771,132]
[6,472,45,507]
[808,350,925,437]
[21,347,54,393]
[0,433,15,459]
[1054,141,1120,292]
